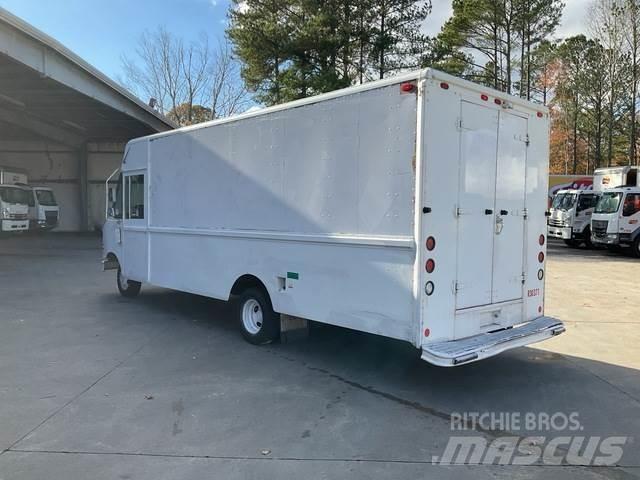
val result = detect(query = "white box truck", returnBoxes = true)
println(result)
[102,69,564,366]
[547,189,600,247]
[0,166,29,233]
[591,186,640,255]
[590,166,640,252]
[24,185,60,230]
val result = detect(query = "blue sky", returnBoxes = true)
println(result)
[0,0,232,79]
[0,0,583,84]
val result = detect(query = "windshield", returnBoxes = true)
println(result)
[0,186,30,205]
[36,189,57,206]
[595,192,623,214]
[551,192,577,210]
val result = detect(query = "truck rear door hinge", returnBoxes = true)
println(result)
[523,208,528,219]
[525,134,530,146]
[521,273,526,284]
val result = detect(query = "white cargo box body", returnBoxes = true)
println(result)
[104,69,563,366]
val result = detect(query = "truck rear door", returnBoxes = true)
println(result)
[455,101,528,312]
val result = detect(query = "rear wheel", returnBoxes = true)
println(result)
[236,287,279,345]
[117,267,141,298]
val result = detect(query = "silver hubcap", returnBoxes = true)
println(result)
[242,299,263,334]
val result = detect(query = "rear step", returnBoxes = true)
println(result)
[422,316,565,367]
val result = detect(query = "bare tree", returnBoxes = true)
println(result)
[209,41,251,119]
[588,0,627,166]
[120,27,249,126]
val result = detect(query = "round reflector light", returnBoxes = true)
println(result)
[425,281,434,296]
[426,236,436,251]
[538,269,544,280]
[425,259,435,273]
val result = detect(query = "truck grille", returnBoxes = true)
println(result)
[592,220,608,237]
[548,219,565,227]
[8,213,27,220]
[45,211,58,225]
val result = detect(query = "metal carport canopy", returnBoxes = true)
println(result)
[0,7,174,147]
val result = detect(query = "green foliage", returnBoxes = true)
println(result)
[227,0,431,105]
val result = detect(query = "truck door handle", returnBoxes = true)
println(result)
[485,209,493,215]
[500,210,508,215]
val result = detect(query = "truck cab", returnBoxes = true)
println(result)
[0,184,30,233]
[24,186,59,230]
[591,187,640,256]
[548,189,599,247]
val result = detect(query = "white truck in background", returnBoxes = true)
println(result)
[591,166,640,254]
[547,189,600,247]
[102,69,564,367]
[0,166,29,233]
[19,185,60,230]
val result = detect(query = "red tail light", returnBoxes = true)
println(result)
[425,259,435,273]
[426,236,436,251]
[538,252,545,263]
[539,234,545,246]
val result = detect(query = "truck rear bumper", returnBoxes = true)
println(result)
[547,226,572,239]
[421,316,565,367]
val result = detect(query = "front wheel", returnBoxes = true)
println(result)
[583,227,593,248]
[632,236,640,259]
[117,267,141,298]
[236,287,279,345]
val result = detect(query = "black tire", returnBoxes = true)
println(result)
[583,227,593,249]
[564,239,580,248]
[117,266,141,298]
[236,287,279,345]
[632,236,640,259]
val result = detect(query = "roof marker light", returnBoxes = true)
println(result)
[481,94,488,101]
[401,82,415,93]
[494,98,502,105]
[440,82,449,90]
[537,112,544,118]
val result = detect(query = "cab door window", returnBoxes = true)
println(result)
[124,174,145,220]
[622,194,640,217]
[577,194,597,212]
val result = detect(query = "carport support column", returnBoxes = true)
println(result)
[78,142,89,231]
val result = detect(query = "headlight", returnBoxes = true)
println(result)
[1,207,8,219]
